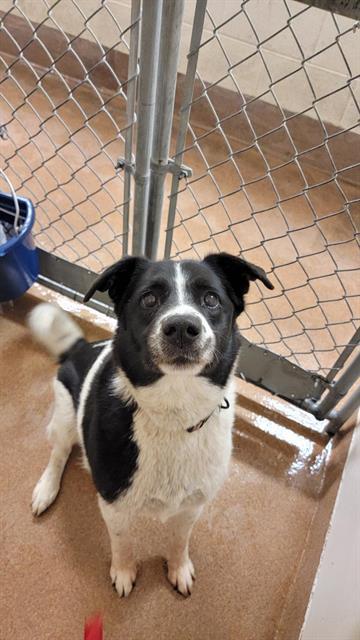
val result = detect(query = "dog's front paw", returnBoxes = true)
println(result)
[110,565,137,598]
[167,558,195,597]
[32,470,60,516]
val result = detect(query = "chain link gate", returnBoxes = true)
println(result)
[0,0,359,434]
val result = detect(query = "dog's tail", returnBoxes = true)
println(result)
[27,303,83,359]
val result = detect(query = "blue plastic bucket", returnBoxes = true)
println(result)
[0,192,39,302]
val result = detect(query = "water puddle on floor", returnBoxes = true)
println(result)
[233,386,333,498]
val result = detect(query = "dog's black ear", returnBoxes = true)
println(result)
[204,252,274,314]
[84,256,148,304]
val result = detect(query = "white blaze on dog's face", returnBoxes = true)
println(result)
[83,253,274,387]
[148,262,217,374]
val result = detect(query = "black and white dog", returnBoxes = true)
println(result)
[29,252,273,597]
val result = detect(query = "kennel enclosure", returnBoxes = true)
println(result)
[0,0,359,433]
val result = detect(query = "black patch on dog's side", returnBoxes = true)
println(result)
[82,354,139,503]
[57,339,109,408]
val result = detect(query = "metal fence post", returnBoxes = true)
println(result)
[308,351,360,420]
[122,0,141,255]
[145,0,185,260]
[326,386,360,435]
[132,0,163,256]
[164,0,207,259]
[324,328,360,384]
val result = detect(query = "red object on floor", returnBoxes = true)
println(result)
[84,615,103,640]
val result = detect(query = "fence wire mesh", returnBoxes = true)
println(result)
[166,0,360,377]
[0,0,138,272]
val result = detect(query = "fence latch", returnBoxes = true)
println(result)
[165,158,192,179]
[116,157,192,180]
[115,158,135,174]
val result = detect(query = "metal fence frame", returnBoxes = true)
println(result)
[1,0,359,434]
[131,0,360,434]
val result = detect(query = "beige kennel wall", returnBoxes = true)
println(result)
[1,0,358,128]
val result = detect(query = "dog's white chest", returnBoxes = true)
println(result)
[118,376,235,520]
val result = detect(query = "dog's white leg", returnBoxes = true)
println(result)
[32,379,77,516]
[99,497,137,598]
[166,505,202,597]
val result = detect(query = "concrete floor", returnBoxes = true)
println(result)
[0,288,355,640]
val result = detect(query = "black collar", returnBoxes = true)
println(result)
[187,397,230,433]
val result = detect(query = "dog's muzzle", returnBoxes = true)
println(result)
[149,307,215,369]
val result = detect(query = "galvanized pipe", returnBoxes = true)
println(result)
[326,327,360,383]
[122,0,141,255]
[326,385,360,435]
[310,350,360,420]
[146,0,185,260]
[164,0,207,259]
[132,0,163,256]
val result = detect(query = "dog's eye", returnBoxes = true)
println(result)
[204,292,219,308]
[141,292,157,308]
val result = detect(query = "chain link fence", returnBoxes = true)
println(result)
[0,0,359,389]
[165,0,359,377]
[0,0,139,272]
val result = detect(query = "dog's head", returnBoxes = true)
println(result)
[84,253,273,384]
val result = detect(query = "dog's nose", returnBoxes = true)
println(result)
[162,314,201,347]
